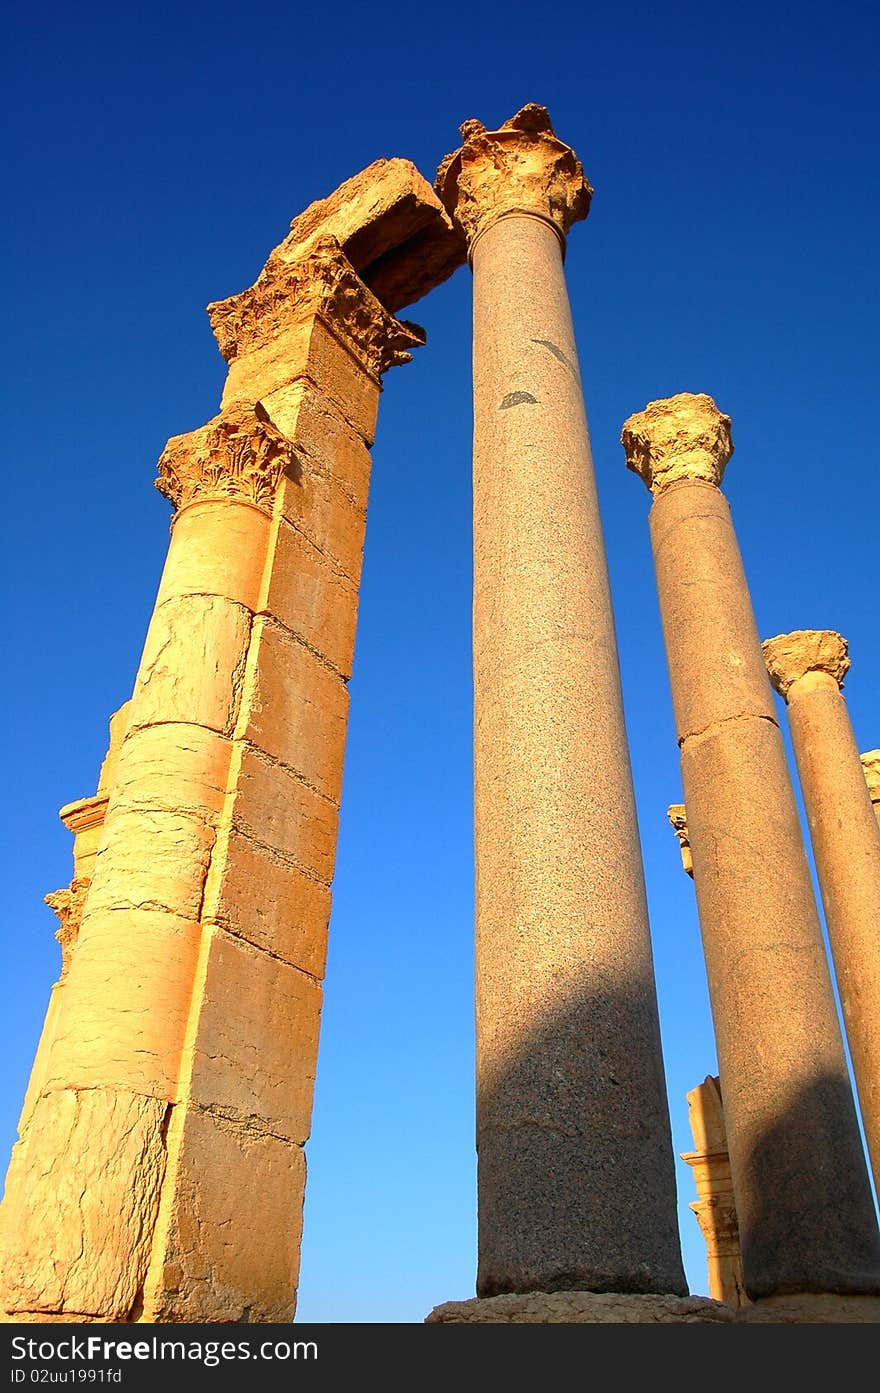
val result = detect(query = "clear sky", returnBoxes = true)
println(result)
[2,0,878,1323]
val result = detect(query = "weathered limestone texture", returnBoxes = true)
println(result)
[10,706,132,1155]
[622,392,880,1300]
[437,106,686,1301]
[0,159,465,1323]
[680,1077,748,1309]
[667,803,693,877]
[426,1293,733,1323]
[863,751,880,829]
[763,631,880,1195]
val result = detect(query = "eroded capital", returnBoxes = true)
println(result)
[762,630,850,700]
[621,393,733,495]
[860,751,880,803]
[435,103,592,250]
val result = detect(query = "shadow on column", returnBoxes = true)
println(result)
[735,1072,880,1299]
[477,973,687,1298]
[477,983,880,1300]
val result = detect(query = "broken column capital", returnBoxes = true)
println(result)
[155,401,296,517]
[45,879,89,980]
[762,630,850,701]
[862,751,880,805]
[621,393,733,496]
[435,103,592,252]
[667,803,694,878]
[208,234,425,383]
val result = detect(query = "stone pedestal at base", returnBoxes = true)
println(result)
[733,1295,880,1323]
[426,1292,733,1323]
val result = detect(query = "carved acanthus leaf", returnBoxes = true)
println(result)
[436,103,592,248]
[155,401,294,514]
[207,234,425,379]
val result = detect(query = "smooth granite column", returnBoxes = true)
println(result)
[622,393,880,1301]
[862,751,880,831]
[436,105,686,1299]
[763,630,880,1195]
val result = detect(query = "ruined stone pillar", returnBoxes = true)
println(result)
[667,803,693,878]
[622,393,880,1302]
[0,163,465,1322]
[436,106,686,1300]
[763,631,880,1194]
[681,1077,748,1310]
[16,705,132,1147]
[861,751,880,830]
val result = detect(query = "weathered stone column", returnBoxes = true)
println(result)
[0,162,465,1322]
[763,631,880,1195]
[15,705,131,1147]
[861,751,880,830]
[681,1077,748,1310]
[667,803,694,877]
[622,393,880,1302]
[436,106,686,1300]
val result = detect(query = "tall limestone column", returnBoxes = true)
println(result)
[622,393,880,1303]
[436,106,686,1300]
[863,751,880,829]
[762,630,880,1194]
[0,162,465,1322]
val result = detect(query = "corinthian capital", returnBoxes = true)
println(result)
[435,103,592,250]
[155,402,295,515]
[208,234,425,380]
[762,630,850,700]
[621,392,733,495]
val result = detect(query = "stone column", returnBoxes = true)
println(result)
[681,1077,748,1309]
[667,803,694,877]
[763,631,880,1195]
[0,162,465,1322]
[15,705,132,1144]
[436,105,686,1300]
[622,393,880,1302]
[861,751,880,830]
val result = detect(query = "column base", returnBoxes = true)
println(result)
[733,1294,880,1323]
[425,1292,734,1323]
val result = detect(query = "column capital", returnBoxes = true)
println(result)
[861,750,880,804]
[155,401,295,516]
[622,393,733,495]
[762,630,850,700]
[435,103,592,252]
[45,879,89,980]
[207,233,426,382]
[667,803,694,878]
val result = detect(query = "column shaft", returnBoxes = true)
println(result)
[471,213,684,1296]
[648,476,880,1295]
[783,672,880,1193]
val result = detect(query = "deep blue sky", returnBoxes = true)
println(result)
[2,1,878,1322]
